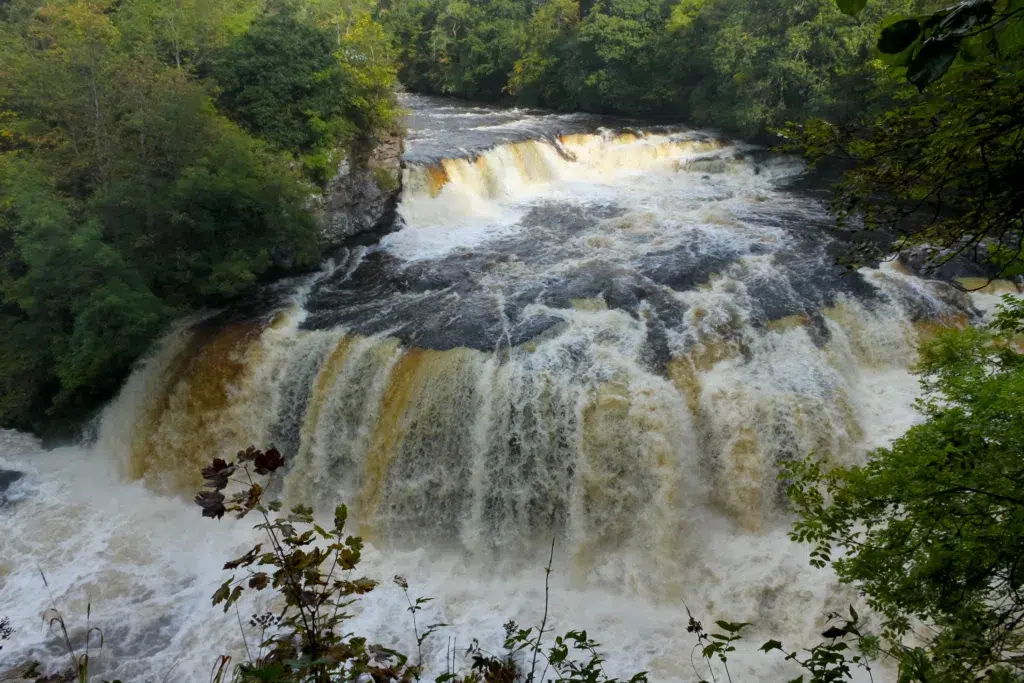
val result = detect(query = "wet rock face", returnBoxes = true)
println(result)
[0,662,74,683]
[318,132,405,250]
[0,469,25,506]
[897,243,1006,282]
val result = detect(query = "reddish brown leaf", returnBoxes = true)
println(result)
[224,544,263,570]
[200,459,236,490]
[195,490,226,519]
[253,447,285,475]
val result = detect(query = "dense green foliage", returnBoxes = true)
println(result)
[381,0,919,136]
[213,8,353,153]
[784,0,1024,277]
[787,296,1024,680]
[212,2,400,182]
[0,0,399,431]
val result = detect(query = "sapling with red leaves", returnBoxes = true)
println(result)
[195,446,416,683]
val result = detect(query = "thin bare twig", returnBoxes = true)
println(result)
[531,538,556,683]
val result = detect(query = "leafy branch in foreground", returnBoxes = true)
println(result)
[779,58,1024,280]
[786,294,1024,680]
[686,607,879,683]
[835,0,1024,89]
[784,0,1024,281]
[196,446,414,683]
[394,574,447,675]
[20,571,129,683]
[197,447,654,683]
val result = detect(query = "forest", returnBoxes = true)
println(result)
[382,0,917,136]
[0,0,399,432]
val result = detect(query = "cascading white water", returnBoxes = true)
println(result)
[2,95,1013,682]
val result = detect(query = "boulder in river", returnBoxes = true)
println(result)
[0,469,25,506]
[0,662,74,683]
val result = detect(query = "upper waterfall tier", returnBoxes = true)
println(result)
[399,91,621,164]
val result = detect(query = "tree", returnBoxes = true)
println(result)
[787,295,1024,680]
[0,0,335,431]
[212,6,350,153]
[783,0,1024,278]
[212,3,399,183]
[115,0,261,72]
[573,0,663,114]
[508,0,580,107]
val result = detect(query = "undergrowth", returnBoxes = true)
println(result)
[20,446,884,683]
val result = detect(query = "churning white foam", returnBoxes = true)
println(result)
[1,429,882,683]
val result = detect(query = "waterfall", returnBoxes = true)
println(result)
[95,128,977,556]
[2,96,1002,682]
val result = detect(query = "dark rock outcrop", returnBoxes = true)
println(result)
[0,662,74,683]
[897,243,1011,283]
[0,469,24,506]
[316,132,405,250]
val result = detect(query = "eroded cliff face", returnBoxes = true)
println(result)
[317,132,404,250]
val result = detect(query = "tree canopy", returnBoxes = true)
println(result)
[380,0,919,137]
[782,0,1024,278]
[787,296,1024,680]
[0,0,399,432]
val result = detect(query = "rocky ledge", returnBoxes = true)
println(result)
[0,663,74,683]
[316,131,405,251]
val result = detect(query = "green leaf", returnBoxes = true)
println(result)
[714,620,751,633]
[760,639,784,652]
[906,38,959,89]
[878,19,921,53]
[836,0,868,16]
[247,663,287,682]
[212,578,233,606]
[937,0,994,35]
[223,585,244,612]
[821,626,847,639]
[248,572,270,590]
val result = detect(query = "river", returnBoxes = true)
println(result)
[0,94,995,681]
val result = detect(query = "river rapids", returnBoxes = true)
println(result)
[1,94,1011,682]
